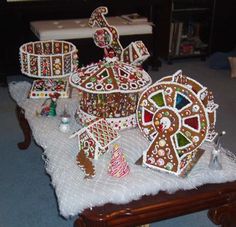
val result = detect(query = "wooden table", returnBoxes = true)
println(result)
[16,106,236,227]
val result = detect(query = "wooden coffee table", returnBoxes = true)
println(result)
[73,181,236,227]
[16,106,236,227]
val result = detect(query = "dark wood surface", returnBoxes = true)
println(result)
[74,181,236,227]
[16,105,236,227]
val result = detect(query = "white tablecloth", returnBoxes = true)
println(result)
[9,81,236,218]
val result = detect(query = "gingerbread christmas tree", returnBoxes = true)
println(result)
[108,144,130,178]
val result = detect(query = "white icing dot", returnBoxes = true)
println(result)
[55,70,60,75]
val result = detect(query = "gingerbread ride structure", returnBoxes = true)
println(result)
[19,40,78,98]
[136,70,218,176]
[69,6,152,130]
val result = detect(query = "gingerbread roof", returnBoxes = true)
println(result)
[71,118,120,149]
[69,58,152,94]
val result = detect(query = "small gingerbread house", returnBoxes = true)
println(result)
[71,118,120,160]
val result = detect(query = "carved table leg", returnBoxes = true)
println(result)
[74,216,87,227]
[208,202,236,227]
[16,105,32,150]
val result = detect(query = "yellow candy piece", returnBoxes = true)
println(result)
[159,139,166,147]
[155,121,159,126]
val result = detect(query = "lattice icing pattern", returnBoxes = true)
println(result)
[87,119,120,148]
[72,118,120,160]
[75,108,137,131]
[137,70,219,176]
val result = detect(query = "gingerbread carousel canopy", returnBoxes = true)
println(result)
[136,70,219,176]
[70,60,151,94]
[20,40,78,78]
[69,6,152,130]
[19,40,78,98]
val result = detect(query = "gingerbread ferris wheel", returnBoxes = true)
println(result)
[137,70,219,176]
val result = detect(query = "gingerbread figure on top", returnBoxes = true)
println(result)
[88,6,150,66]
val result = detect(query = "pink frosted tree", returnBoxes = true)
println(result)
[108,144,130,178]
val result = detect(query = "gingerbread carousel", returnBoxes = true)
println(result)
[69,7,152,130]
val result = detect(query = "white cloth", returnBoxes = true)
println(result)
[9,81,236,218]
[30,17,153,40]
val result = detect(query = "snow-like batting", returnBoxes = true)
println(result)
[9,81,236,218]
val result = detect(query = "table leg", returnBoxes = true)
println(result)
[208,201,236,227]
[74,216,86,227]
[16,105,32,150]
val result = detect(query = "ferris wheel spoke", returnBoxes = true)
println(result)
[178,103,195,118]
[145,136,178,173]
[164,91,176,108]
[141,124,158,140]
[180,125,199,138]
